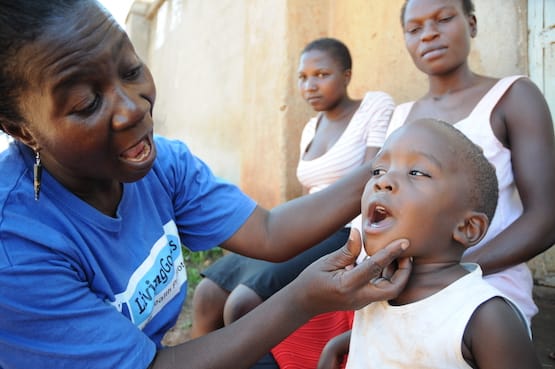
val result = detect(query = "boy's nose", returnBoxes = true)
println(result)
[373,174,396,192]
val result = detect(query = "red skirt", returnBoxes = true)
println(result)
[271,310,354,369]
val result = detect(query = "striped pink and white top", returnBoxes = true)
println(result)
[296,91,394,194]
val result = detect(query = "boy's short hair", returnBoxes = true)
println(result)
[416,119,498,222]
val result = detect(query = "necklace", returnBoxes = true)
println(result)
[432,94,446,101]
[430,77,477,101]
[431,90,452,101]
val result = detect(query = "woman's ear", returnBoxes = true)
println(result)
[468,14,477,38]
[344,69,352,86]
[453,211,489,248]
[0,122,36,148]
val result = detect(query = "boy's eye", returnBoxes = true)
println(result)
[372,168,385,176]
[409,169,430,177]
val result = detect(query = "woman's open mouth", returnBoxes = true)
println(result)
[121,137,152,163]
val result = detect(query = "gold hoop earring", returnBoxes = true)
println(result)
[33,150,42,201]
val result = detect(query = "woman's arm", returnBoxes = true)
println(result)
[222,161,373,261]
[363,146,380,163]
[150,232,411,369]
[463,78,555,273]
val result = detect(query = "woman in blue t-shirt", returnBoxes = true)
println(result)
[0,1,412,369]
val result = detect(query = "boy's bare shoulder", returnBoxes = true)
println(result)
[463,297,541,369]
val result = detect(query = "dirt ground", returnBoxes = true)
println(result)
[162,285,555,367]
[532,285,555,368]
[161,290,194,346]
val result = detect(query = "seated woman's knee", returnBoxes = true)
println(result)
[223,284,264,324]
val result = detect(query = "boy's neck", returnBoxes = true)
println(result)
[390,262,468,305]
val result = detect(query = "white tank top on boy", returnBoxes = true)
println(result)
[346,264,528,369]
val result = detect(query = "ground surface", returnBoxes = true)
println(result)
[532,285,555,368]
[161,289,194,346]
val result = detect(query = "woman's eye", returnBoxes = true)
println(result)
[317,72,328,78]
[123,65,142,81]
[438,15,454,23]
[73,94,101,116]
[406,26,421,34]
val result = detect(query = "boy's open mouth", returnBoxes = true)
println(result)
[369,204,390,225]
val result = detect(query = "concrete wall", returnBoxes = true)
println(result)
[128,0,528,203]
[130,0,248,188]
[127,0,554,280]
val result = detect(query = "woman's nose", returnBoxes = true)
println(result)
[111,86,148,130]
[302,77,317,92]
[421,20,440,41]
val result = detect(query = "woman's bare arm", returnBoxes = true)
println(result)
[463,78,555,273]
[150,232,411,369]
[222,162,373,261]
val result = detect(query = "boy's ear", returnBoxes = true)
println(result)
[452,211,489,248]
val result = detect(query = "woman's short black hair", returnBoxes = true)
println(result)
[400,0,475,25]
[0,0,85,130]
[301,37,352,71]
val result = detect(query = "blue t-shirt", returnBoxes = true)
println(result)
[0,136,256,369]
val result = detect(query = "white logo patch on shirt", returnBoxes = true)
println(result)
[109,221,187,329]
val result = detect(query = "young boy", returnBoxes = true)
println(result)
[318,118,540,369]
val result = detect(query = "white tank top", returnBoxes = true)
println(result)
[346,264,528,369]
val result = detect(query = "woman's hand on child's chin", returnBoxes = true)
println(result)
[290,228,411,316]
[381,256,412,281]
